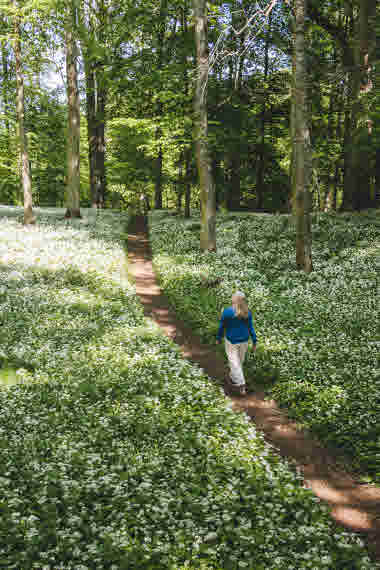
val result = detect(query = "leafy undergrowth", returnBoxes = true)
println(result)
[149,210,380,483]
[0,206,376,569]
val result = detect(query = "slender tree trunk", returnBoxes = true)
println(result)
[289,22,297,210]
[82,0,107,209]
[154,145,163,209]
[256,10,272,210]
[65,2,81,218]
[85,59,98,207]
[1,40,14,204]
[293,0,312,272]
[342,0,375,211]
[180,7,192,219]
[176,152,184,213]
[325,64,344,212]
[95,0,107,208]
[95,80,107,207]
[153,0,168,210]
[225,9,245,212]
[184,148,192,218]
[84,69,107,208]
[14,11,35,225]
[193,0,216,251]
[322,77,335,211]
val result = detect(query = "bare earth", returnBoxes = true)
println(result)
[127,214,380,562]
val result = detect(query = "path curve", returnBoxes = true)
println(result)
[127,214,380,561]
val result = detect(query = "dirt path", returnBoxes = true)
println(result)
[127,214,380,561]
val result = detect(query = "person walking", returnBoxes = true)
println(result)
[216,291,257,395]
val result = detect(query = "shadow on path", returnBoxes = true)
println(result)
[127,214,380,561]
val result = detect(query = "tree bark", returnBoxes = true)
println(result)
[1,32,13,204]
[322,57,336,211]
[154,145,163,209]
[153,0,168,210]
[293,0,312,273]
[95,80,107,208]
[85,59,98,207]
[65,1,81,218]
[324,56,345,212]
[225,7,245,212]
[256,10,272,210]
[181,7,192,219]
[341,0,375,210]
[193,0,216,251]
[184,148,192,218]
[176,152,184,213]
[289,20,297,210]
[82,0,107,209]
[14,10,35,225]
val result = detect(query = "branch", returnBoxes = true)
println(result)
[231,0,278,36]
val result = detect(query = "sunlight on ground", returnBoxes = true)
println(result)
[0,367,21,387]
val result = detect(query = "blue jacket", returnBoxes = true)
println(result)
[217,307,257,344]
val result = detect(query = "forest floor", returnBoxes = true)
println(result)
[127,214,380,562]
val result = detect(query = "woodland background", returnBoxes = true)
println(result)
[0,0,379,222]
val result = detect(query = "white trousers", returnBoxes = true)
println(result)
[225,338,249,386]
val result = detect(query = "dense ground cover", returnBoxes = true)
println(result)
[149,210,380,482]
[0,206,376,569]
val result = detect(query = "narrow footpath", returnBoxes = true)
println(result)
[127,214,380,561]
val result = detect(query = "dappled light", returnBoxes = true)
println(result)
[1,0,379,564]
[0,205,378,568]
[143,210,380,563]
[0,367,22,387]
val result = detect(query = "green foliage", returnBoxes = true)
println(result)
[0,206,376,568]
[149,209,380,482]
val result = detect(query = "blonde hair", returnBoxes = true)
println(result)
[232,291,249,320]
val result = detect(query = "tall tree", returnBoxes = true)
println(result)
[341,0,376,210]
[256,9,273,210]
[193,0,216,251]
[81,0,108,208]
[14,4,35,225]
[153,0,168,210]
[225,4,245,212]
[65,0,81,218]
[293,0,312,272]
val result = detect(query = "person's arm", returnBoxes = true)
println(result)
[216,309,227,343]
[248,312,257,349]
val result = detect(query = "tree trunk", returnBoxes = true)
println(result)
[193,0,216,251]
[256,10,272,210]
[95,80,107,208]
[322,76,336,211]
[293,0,312,273]
[341,0,375,211]
[82,0,107,209]
[184,148,192,218]
[289,21,297,210]
[14,10,35,225]
[85,59,98,207]
[180,6,192,219]
[1,35,13,204]
[153,0,168,210]
[325,63,344,212]
[154,144,163,209]
[176,152,184,213]
[225,9,245,212]
[65,2,81,219]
